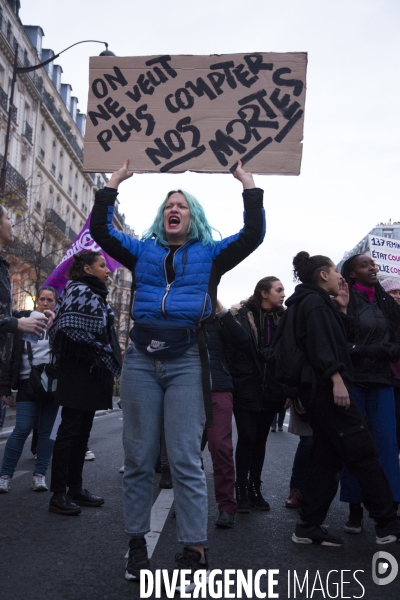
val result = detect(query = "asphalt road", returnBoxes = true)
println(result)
[0,410,399,600]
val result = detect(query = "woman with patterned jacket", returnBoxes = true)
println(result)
[47,251,121,516]
[90,159,265,592]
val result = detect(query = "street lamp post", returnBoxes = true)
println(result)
[0,40,115,196]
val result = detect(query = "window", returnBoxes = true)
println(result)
[39,124,46,154]
[48,186,54,210]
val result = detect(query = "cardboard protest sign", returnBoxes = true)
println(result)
[368,234,400,277]
[83,53,307,175]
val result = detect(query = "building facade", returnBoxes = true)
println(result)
[0,0,134,348]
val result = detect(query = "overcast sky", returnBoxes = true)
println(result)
[20,0,400,305]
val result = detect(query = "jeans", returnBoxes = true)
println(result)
[50,407,95,493]
[289,435,313,492]
[340,384,400,503]
[0,400,58,477]
[205,391,237,514]
[299,384,395,525]
[234,403,282,482]
[120,343,207,546]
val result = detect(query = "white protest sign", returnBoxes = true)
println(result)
[83,52,307,175]
[368,234,400,277]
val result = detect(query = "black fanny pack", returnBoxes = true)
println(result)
[131,325,198,359]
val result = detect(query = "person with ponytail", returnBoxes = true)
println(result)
[48,251,122,516]
[284,251,399,546]
[229,276,288,513]
[339,255,400,532]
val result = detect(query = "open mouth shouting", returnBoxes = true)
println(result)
[163,192,190,244]
[168,215,181,227]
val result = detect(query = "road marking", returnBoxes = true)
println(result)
[146,489,174,557]
[125,489,175,559]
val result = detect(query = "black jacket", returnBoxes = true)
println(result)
[206,310,249,391]
[0,309,36,397]
[228,303,288,411]
[345,288,400,386]
[0,254,24,369]
[285,283,354,391]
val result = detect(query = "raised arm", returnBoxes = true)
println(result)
[213,160,266,276]
[90,160,141,270]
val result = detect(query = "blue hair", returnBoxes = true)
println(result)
[141,190,220,246]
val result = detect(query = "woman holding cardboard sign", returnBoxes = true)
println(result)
[90,158,265,591]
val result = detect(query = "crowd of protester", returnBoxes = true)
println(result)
[0,161,400,594]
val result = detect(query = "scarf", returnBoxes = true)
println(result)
[353,283,376,303]
[49,276,122,376]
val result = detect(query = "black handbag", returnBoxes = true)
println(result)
[26,342,58,403]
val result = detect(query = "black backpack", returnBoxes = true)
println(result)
[266,304,306,387]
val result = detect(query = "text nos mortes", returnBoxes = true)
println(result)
[88,54,304,172]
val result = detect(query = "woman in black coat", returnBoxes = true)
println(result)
[48,251,122,516]
[229,276,288,512]
[285,251,399,546]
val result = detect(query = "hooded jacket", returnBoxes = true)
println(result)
[285,283,354,391]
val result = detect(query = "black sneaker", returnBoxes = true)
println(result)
[376,519,400,545]
[159,466,173,489]
[49,493,81,516]
[125,537,151,581]
[292,522,344,546]
[343,504,363,534]
[215,511,235,529]
[169,547,209,595]
[67,488,104,507]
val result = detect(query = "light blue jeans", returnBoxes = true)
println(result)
[0,400,59,477]
[120,343,207,545]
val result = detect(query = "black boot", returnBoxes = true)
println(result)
[235,480,250,513]
[248,480,270,511]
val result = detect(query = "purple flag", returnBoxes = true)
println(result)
[42,212,121,295]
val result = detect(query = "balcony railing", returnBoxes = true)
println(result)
[0,153,27,199]
[42,90,83,163]
[23,121,33,144]
[0,87,8,112]
[46,208,66,235]
[0,87,17,123]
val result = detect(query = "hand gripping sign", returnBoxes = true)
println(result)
[83,52,307,175]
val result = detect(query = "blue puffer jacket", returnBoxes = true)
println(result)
[90,187,265,332]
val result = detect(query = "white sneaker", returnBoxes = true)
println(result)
[85,450,95,461]
[32,473,48,492]
[0,475,11,493]
[119,465,125,473]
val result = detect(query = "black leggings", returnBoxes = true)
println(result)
[233,405,281,481]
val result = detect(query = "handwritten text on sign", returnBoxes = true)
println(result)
[83,53,307,174]
[369,234,400,277]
